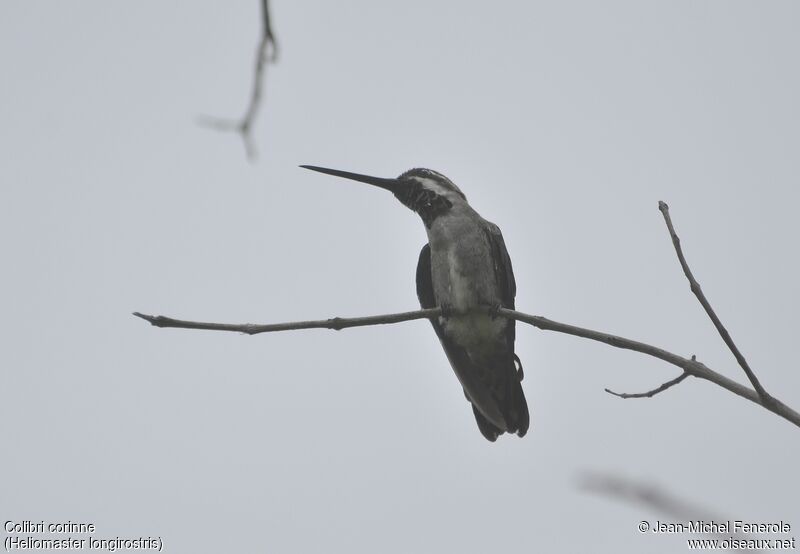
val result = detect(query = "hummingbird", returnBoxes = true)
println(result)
[301,165,529,441]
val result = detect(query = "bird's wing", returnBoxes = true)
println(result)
[484,222,517,351]
[415,243,437,311]
[484,224,528,436]
[416,243,452,342]
[484,222,516,309]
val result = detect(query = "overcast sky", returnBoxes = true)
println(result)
[2,1,798,552]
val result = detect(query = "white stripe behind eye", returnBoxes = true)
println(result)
[414,176,451,196]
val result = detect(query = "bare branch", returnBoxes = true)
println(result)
[659,201,772,404]
[605,372,690,399]
[132,308,440,335]
[132,202,799,428]
[198,0,278,161]
[133,306,800,428]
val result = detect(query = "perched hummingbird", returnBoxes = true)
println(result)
[301,165,529,441]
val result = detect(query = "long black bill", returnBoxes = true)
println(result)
[300,165,400,193]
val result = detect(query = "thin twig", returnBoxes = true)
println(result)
[658,201,772,404]
[605,372,690,399]
[198,0,278,161]
[132,306,800,428]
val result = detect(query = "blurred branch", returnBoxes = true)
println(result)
[580,471,728,523]
[197,0,278,161]
[579,472,757,549]
[133,202,800,429]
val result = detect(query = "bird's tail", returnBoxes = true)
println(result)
[507,354,530,437]
[471,355,530,440]
[505,372,530,438]
[472,404,503,442]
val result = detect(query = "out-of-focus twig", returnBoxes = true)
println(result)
[580,471,727,523]
[198,0,278,161]
[579,471,757,551]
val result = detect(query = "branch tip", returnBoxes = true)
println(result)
[132,312,154,324]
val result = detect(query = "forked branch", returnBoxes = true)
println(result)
[133,305,800,428]
[133,202,799,429]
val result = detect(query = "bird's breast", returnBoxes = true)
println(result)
[427,213,498,311]
[426,211,508,357]
[444,247,476,312]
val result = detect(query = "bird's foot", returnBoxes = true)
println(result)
[488,303,503,320]
[439,302,455,318]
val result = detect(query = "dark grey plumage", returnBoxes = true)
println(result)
[301,165,529,441]
[416,230,528,441]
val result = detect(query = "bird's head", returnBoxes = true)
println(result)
[301,165,467,227]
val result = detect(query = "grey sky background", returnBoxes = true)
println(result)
[2,1,798,552]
